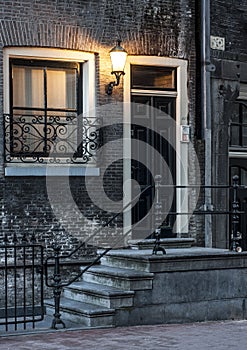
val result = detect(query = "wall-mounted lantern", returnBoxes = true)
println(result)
[106,40,127,95]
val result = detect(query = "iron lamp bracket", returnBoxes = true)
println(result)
[106,71,125,95]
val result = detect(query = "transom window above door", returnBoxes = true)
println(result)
[131,65,176,90]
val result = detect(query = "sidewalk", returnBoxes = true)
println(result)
[1,320,247,350]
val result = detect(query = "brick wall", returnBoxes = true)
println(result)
[0,0,199,250]
[210,0,247,248]
[211,0,247,56]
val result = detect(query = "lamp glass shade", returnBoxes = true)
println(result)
[110,42,127,73]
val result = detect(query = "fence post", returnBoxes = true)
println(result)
[153,175,166,255]
[51,244,66,329]
[231,175,241,252]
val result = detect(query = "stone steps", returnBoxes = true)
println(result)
[45,297,115,328]
[63,281,135,308]
[45,248,247,328]
[101,253,151,272]
[82,265,154,290]
[45,255,154,328]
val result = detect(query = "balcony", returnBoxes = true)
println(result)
[4,113,101,165]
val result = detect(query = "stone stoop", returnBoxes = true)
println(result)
[45,258,154,329]
[45,248,247,328]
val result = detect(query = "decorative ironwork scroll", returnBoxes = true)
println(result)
[4,113,101,164]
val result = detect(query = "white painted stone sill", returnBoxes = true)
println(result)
[5,166,100,177]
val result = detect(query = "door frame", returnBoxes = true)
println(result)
[123,56,189,238]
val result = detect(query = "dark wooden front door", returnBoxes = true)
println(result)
[131,95,176,240]
[230,158,247,250]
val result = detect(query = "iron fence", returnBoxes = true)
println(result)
[0,232,44,332]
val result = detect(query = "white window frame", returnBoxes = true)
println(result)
[3,47,98,176]
[123,56,189,236]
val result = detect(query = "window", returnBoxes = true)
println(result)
[131,65,176,90]
[3,48,98,174]
[230,102,247,148]
[10,59,80,157]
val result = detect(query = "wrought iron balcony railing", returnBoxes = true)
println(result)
[4,113,101,165]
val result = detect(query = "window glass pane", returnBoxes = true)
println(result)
[242,105,247,146]
[12,66,44,110]
[243,105,247,123]
[231,104,240,123]
[230,126,240,146]
[10,59,80,159]
[241,168,247,186]
[47,68,77,110]
[131,65,176,90]
[243,127,247,146]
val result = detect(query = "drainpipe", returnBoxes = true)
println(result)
[201,0,213,247]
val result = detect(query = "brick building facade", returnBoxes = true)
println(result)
[0,0,246,253]
[210,0,247,248]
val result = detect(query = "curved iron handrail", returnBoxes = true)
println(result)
[44,184,154,329]
[44,184,154,288]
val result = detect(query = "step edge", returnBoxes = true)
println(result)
[65,284,135,297]
[45,298,116,316]
[83,265,154,275]
[83,267,154,279]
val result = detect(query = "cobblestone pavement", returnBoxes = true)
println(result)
[1,321,247,350]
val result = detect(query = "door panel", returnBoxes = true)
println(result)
[131,95,176,239]
[230,158,247,250]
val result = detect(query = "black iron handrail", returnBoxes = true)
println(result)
[44,184,154,329]
[45,183,154,286]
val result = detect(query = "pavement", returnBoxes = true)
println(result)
[1,320,247,350]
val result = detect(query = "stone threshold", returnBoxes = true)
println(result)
[128,238,195,250]
[103,247,247,273]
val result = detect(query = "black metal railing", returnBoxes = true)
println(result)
[152,175,246,253]
[44,184,154,329]
[0,232,44,332]
[4,113,101,164]
[44,177,246,329]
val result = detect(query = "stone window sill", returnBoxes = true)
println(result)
[4,166,100,177]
